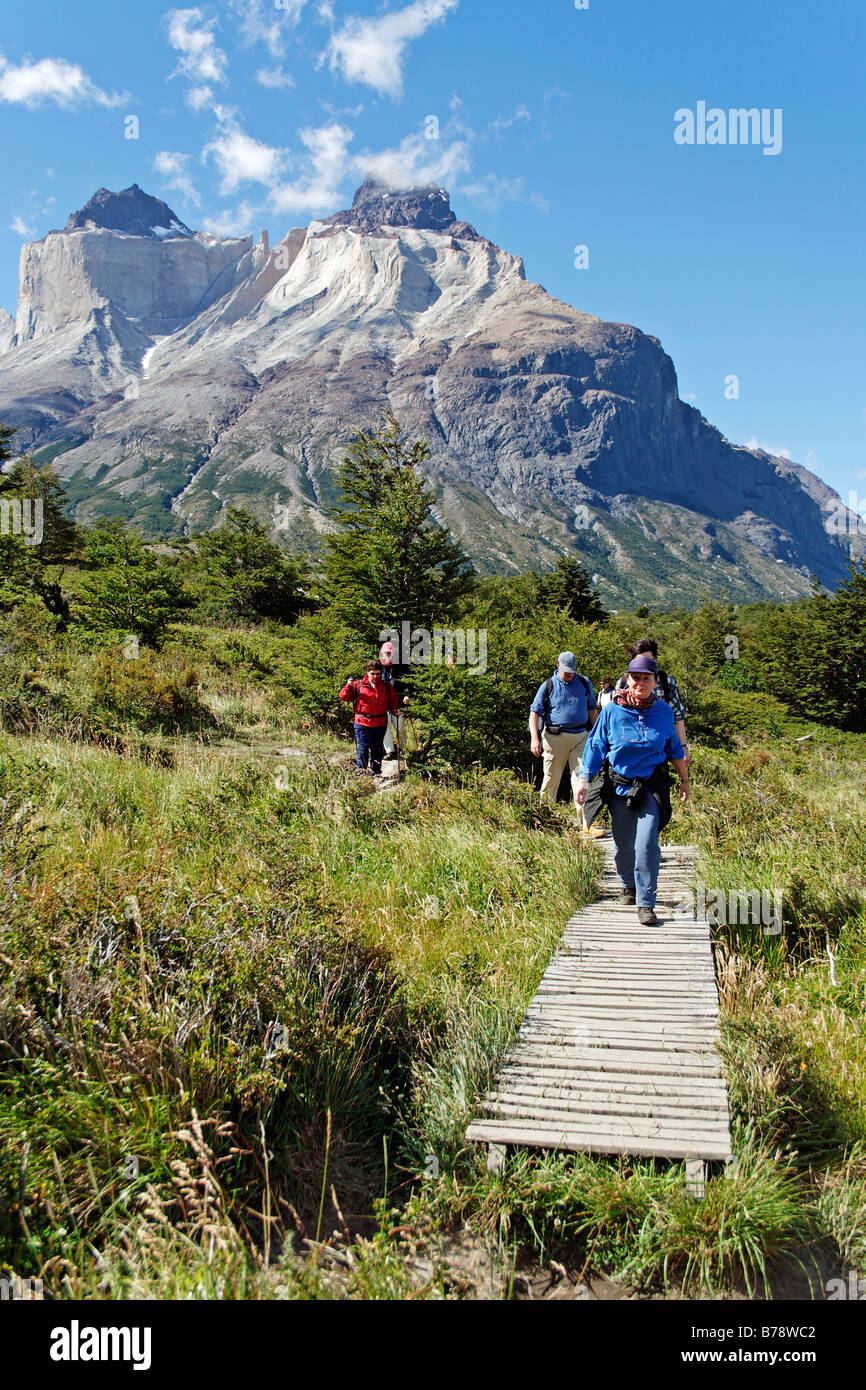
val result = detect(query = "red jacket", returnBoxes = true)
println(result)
[339,675,399,728]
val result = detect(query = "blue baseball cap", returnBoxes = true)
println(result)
[557,651,577,672]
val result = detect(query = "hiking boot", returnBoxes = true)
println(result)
[620,888,636,906]
[637,908,659,926]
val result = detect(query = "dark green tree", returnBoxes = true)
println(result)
[753,563,866,731]
[0,420,16,467]
[1,455,80,563]
[539,554,608,624]
[192,507,310,624]
[323,414,475,638]
[0,430,73,619]
[75,519,191,648]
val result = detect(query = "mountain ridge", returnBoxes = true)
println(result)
[0,181,861,607]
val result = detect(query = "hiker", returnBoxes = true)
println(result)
[575,655,689,925]
[379,640,410,760]
[529,652,598,815]
[616,639,688,760]
[582,639,689,835]
[339,661,400,775]
[598,679,615,708]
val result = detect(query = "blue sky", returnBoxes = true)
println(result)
[1,0,864,505]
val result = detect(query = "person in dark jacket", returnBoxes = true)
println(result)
[379,640,410,760]
[340,661,400,775]
[575,655,689,925]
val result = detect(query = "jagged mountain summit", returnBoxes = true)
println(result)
[0,180,861,605]
[65,184,194,240]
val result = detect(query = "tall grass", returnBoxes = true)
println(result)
[1,619,864,1298]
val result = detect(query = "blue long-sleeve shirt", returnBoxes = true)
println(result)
[530,670,597,731]
[578,697,685,792]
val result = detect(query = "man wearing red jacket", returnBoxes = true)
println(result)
[339,660,400,775]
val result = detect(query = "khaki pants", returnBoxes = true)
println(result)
[539,729,589,810]
[383,712,404,755]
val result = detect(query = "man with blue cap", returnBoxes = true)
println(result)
[529,651,598,815]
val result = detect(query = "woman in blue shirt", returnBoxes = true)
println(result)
[575,655,689,925]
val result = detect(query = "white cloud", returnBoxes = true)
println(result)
[487,104,531,139]
[325,0,459,98]
[210,101,238,124]
[229,0,308,59]
[188,84,215,111]
[0,52,125,108]
[203,125,286,194]
[201,200,261,236]
[745,437,791,459]
[256,67,295,90]
[153,150,201,206]
[270,121,354,212]
[10,215,35,237]
[460,173,527,211]
[164,8,228,108]
[319,99,364,118]
[352,129,470,190]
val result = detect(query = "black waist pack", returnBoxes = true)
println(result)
[604,762,674,831]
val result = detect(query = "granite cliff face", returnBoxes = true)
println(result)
[0,180,860,605]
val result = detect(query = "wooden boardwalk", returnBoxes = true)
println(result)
[467,843,733,1184]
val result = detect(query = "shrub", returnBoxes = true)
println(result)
[685,686,790,747]
[88,651,213,733]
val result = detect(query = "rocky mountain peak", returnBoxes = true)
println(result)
[65,184,193,240]
[323,178,478,238]
[2,178,860,602]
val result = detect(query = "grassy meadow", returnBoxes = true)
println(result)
[1,609,865,1302]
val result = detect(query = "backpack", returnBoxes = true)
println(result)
[542,674,592,730]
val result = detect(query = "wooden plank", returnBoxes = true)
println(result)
[529,994,718,1007]
[517,1028,722,1045]
[504,1047,724,1073]
[522,1015,720,1035]
[545,959,714,970]
[525,1005,720,1022]
[484,1095,730,1122]
[488,1091,729,1115]
[496,1069,729,1096]
[521,1027,721,1045]
[480,1102,732,1139]
[522,995,717,1006]
[513,1050,722,1066]
[543,963,714,973]
[465,1121,733,1162]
